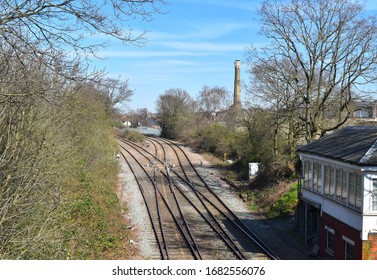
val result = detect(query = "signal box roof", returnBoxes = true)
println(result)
[297,126,377,166]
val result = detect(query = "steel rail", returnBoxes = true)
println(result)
[125,138,257,259]
[147,138,203,259]
[125,138,273,259]
[147,138,244,259]
[119,142,200,259]
[146,137,247,260]
[156,137,281,260]
[118,150,168,259]
[123,138,245,259]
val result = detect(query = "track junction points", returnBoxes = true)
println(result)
[118,137,280,260]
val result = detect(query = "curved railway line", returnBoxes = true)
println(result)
[118,137,280,260]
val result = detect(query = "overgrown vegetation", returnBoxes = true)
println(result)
[56,90,136,260]
[239,164,299,217]
[123,130,146,143]
[0,0,163,259]
[0,64,137,258]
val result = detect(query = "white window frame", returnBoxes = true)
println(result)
[372,178,377,212]
[300,154,364,212]
[355,174,363,211]
[303,160,313,190]
[342,235,355,260]
[325,226,335,256]
[324,165,335,198]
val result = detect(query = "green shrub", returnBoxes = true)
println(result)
[123,130,146,142]
[269,182,299,217]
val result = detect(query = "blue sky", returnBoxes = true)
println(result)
[89,0,377,113]
[90,0,264,113]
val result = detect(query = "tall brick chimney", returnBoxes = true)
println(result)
[233,60,241,106]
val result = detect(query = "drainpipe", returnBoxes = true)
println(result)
[304,202,308,245]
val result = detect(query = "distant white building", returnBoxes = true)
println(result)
[297,126,377,259]
[123,120,132,127]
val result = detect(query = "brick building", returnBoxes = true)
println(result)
[297,126,377,259]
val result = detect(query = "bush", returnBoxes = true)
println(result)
[123,130,146,142]
[198,123,244,158]
[56,89,134,259]
[269,182,299,217]
[0,82,134,259]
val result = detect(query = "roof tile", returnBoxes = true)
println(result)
[297,126,377,165]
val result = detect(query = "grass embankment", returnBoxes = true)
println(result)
[41,93,137,259]
[231,163,300,218]
[59,129,147,259]
[57,97,138,259]
[60,156,137,259]
[194,147,300,219]
[241,181,299,218]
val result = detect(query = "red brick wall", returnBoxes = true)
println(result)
[320,212,362,259]
[362,233,377,260]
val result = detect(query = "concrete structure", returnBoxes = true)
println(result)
[352,99,377,120]
[233,60,241,106]
[297,126,377,259]
[127,126,161,136]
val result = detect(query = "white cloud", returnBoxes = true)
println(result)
[155,59,200,66]
[161,41,247,52]
[96,39,248,59]
[177,0,259,11]
[149,21,252,41]
[96,50,212,58]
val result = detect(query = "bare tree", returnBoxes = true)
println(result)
[0,51,133,258]
[89,77,134,109]
[247,58,306,159]
[0,0,164,59]
[247,0,377,141]
[0,51,76,258]
[197,85,231,123]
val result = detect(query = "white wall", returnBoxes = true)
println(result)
[300,153,377,240]
[361,173,377,239]
[302,189,362,231]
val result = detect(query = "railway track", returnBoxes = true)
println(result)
[118,137,280,260]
